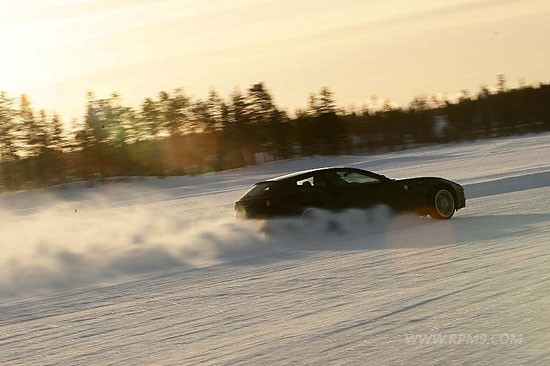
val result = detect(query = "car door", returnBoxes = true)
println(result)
[290,173,336,212]
[322,169,386,210]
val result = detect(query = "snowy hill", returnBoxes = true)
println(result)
[1,133,549,365]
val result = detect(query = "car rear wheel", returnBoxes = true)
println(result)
[429,188,455,220]
[301,207,322,221]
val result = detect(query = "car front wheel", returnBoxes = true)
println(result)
[429,188,455,220]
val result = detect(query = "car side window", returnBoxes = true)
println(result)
[296,177,314,187]
[334,170,381,185]
[241,182,276,198]
[295,174,328,188]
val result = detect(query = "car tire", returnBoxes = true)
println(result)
[301,207,322,221]
[429,188,455,220]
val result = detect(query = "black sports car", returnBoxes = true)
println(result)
[235,167,465,220]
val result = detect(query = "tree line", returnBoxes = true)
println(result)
[0,76,549,191]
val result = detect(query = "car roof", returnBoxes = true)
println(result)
[262,166,355,182]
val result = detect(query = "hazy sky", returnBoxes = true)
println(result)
[2,0,549,121]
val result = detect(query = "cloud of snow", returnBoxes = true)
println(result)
[1,192,456,298]
[0,203,265,297]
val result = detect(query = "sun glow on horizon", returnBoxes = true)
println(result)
[1,0,549,121]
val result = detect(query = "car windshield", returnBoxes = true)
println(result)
[331,170,381,185]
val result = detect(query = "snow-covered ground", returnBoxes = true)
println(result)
[1,133,549,365]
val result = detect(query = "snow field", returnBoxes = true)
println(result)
[0,133,549,365]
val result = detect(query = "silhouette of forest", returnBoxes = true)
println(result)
[0,75,549,191]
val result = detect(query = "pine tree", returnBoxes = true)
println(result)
[0,92,18,161]
[0,92,19,188]
[18,94,39,157]
[158,89,191,135]
[229,89,248,124]
[49,114,65,151]
[318,87,336,115]
[246,82,276,124]
[140,97,162,139]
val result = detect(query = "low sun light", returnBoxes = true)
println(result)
[0,27,30,93]
[0,22,61,99]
